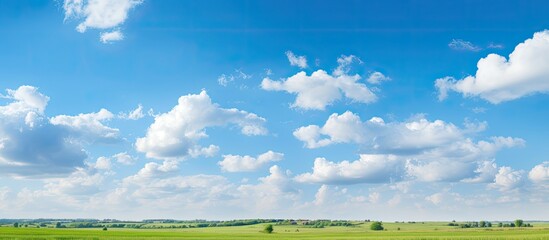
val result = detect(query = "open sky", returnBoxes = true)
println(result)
[0,0,548,221]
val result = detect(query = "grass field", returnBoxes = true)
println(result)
[1,222,548,239]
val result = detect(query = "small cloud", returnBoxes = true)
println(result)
[217,69,252,87]
[448,39,482,52]
[285,51,308,69]
[366,72,391,85]
[487,43,505,49]
[100,30,124,43]
[472,107,486,114]
[119,104,145,120]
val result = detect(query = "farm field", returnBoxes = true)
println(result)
[1,222,549,240]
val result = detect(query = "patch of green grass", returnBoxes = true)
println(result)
[1,222,548,239]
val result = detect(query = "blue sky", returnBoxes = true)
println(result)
[0,0,548,220]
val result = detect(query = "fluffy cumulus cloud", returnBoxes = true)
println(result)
[295,154,403,184]
[491,167,525,191]
[261,55,379,110]
[119,104,144,120]
[529,162,549,183]
[50,109,119,143]
[218,150,284,172]
[0,86,122,177]
[294,111,524,184]
[0,86,87,176]
[237,165,300,210]
[63,0,142,43]
[436,30,549,103]
[367,72,391,84]
[285,51,308,69]
[135,90,267,160]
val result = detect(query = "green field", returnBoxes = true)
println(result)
[1,222,549,240]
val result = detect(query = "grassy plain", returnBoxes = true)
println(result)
[1,222,548,239]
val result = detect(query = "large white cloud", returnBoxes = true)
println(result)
[0,86,124,177]
[218,150,284,172]
[295,111,524,183]
[294,111,468,152]
[436,30,549,103]
[261,55,378,110]
[295,154,403,184]
[0,86,86,176]
[135,90,267,160]
[63,0,142,43]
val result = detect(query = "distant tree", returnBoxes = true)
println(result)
[510,223,515,227]
[263,224,274,233]
[515,219,523,227]
[498,222,503,227]
[56,222,62,228]
[103,227,108,231]
[13,222,19,228]
[479,221,486,228]
[370,221,384,231]
[486,222,492,227]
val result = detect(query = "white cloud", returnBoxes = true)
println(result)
[461,160,498,183]
[295,154,403,184]
[217,69,252,86]
[313,185,329,206]
[369,192,381,204]
[51,108,120,143]
[448,39,482,52]
[0,86,87,177]
[529,162,549,183]
[218,150,284,172]
[285,51,308,69]
[425,193,444,205]
[100,30,124,43]
[135,90,267,160]
[405,137,524,182]
[294,111,467,151]
[261,57,377,110]
[367,71,391,84]
[94,157,112,170]
[491,166,525,191]
[294,111,524,183]
[436,30,549,103]
[112,152,137,165]
[119,104,144,120]
[63,0,142,43]
[1,86,49,115]
[487,43,504,49]
[237,165,299,210]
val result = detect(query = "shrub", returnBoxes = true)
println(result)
[263,224,274,233]
[370,221,384,231]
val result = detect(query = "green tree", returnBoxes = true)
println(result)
[56,222,62,228]
[103,227,108,231]
[13,222,19,228]
[263,224,274,233]
[479,221,486,228]
[515,219,523,227]
[498,222,503,227]
[370,221,384,231]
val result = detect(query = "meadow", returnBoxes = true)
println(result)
[1,221,549,239]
